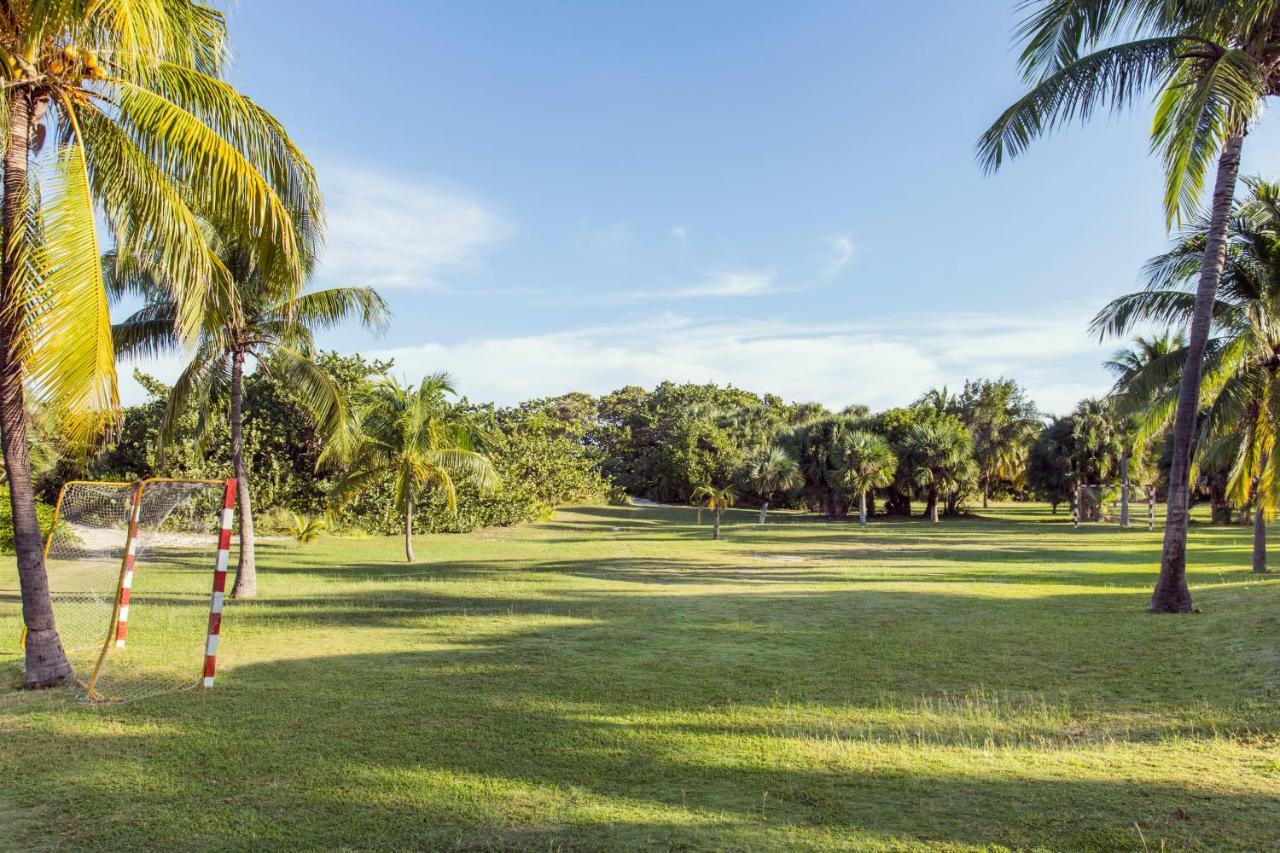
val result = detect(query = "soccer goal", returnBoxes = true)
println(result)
[20,477,236,703]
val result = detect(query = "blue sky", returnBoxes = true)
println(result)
[122,1,1280,413]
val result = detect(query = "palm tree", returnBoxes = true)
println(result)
[955,379,1040,508]
[1095,178,1280,573]
[1,3,313,685]
[691,484,735,540]
[840,431,897,525]
[917,387,956,416]
[783,415,860,519]
[740,445,800,524]
[901,421,974,523]
[980,2,1280,612]
[112,241,389,597]
[330,374,499,563]
[1103,333,1186,526]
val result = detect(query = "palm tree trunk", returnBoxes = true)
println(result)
[926,490,939,523]
[1119,448,1130,528]
[982,472,989,509]
[229,350,257,599]
[1253,503,1268,574]
[712,508,721,540]
[859,490,867,525]
[1,90,72,688]
[1154,131,1246,614]
[758,499,769,525]
[404,498,415,562]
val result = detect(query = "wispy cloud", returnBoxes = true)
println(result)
[368,303,1112,413]
[671,225,688,246]
[317,165,512,289]
[675,270,774,297]
[822,233,855,278]
[599,269,777,303]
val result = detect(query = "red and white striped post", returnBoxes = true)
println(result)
[114,483,144,648]
[203,478,237,688]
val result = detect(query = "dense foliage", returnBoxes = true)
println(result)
[85,354,609,536]
[36,363,1074,528]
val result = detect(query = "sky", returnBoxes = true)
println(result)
[119,0,1280,414]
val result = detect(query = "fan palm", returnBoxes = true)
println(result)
[901,421,974,523]
[840,431,897,525]
[980,1,1280,611]
[1095,177,1280,573]
[330,374,499,563]
[111,238,389,597]
[691,484,735,540]
[740,445,800,524]
[2,2,315,685]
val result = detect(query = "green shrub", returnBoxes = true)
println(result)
[0,486,59,556]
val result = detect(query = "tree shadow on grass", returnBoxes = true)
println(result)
[4,615,1278,850]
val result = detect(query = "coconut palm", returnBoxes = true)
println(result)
[691,484,735,540]
[901,421,974,523]
[740,445,801,524]
[1,3,315,685]
[1095,178,1280,573]
[1103,332,1186,525]
[840,431,897,525]
[330,374,499,563]
[111,240,388,597]
[980,2,1280,612]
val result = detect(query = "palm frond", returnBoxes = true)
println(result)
[978,36,1183,173]
[22,136,118,449]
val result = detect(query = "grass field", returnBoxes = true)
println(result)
[2,502,1278,850]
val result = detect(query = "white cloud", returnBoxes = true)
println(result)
[675,270,774,298]
[317,165,511,289]
[823,233,855,277]
[601,269,776,303]
[367,303,1112,413]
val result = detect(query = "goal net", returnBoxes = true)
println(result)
[21,477,235,703]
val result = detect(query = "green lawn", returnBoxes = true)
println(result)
[2,503,1278,850]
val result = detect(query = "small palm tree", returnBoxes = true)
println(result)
[691,484,735,540]
[841,431,897,525]
[330,373,499,562]
[289,513,326,546]
[740,445,801,524]
[1103,332,1186,526]
[112,241,390,598]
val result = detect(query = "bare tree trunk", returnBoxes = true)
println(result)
[1154,131,1245,613]
[758,499,768,525]
[1119,448,1130,528]
[2,90,72,688]
[1253,504,1268,574]
[859,490,867,525]
[982,472,989,509]
[712,508,721,540]
[404,498,415,562]
[229,351,257,599]
[926,490,939,523]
